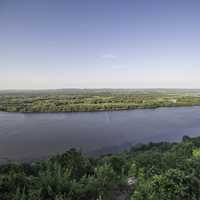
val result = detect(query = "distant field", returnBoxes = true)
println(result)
[1,89,200,112]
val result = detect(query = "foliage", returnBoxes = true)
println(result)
[1,136,200,199]
[1,89,200,112]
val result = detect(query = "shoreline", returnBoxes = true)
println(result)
[1,104,200,114]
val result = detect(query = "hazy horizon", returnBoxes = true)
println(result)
[1,0,200,89]
[0,87,200,92]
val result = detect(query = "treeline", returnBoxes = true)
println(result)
[1,136,200,199]
[1,91,200,112]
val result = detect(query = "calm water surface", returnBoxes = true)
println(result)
[1,107,200,162]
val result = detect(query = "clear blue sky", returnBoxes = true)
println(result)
[1,0,200,89]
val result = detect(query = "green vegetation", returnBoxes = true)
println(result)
[1,89,200,112]
[1,136,200,199]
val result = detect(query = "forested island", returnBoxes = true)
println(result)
[0,135,200,200]
[1,89,200,113]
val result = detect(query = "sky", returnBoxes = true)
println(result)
[1,0,200,89]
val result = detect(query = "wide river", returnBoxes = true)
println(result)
[1,106,200,162]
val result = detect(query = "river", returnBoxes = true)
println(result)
[1,106,200,162]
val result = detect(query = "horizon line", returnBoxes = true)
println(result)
[1,87,200,91]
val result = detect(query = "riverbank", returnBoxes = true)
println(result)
[1,89,200,113]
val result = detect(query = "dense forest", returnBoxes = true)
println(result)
[1,135,200,200]
[1,89,200,112]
